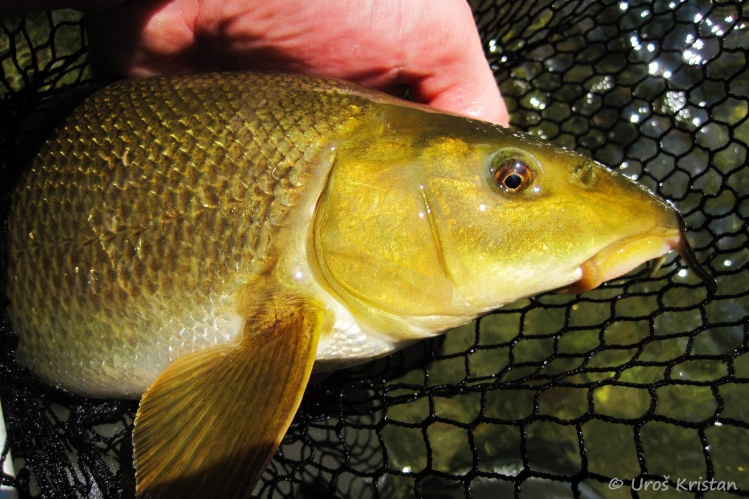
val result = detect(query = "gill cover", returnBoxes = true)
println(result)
[312,128,477,332]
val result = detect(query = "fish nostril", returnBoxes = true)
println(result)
[573,162,598,187]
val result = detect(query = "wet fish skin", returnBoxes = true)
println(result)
[3,71,708,498]
[6,72,368,397]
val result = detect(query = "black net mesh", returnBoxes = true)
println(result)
[1,1,748,498]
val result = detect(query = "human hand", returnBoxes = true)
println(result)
[83,0,509,126]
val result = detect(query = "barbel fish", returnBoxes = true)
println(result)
[3,72,715,498]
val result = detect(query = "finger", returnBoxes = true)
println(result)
[399,1,510,127]
[410,64,510,127]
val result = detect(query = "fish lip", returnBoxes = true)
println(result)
[560,217,717,295]
[559,232,677,294]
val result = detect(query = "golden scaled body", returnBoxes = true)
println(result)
[7,73,366,397]
[4,72,712,498]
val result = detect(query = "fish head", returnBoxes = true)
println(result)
[415,127,683,308]
[313,105,711,335]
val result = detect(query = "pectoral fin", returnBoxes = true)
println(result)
[132,298,325,498]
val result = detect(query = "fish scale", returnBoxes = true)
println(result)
[6,72,367,398]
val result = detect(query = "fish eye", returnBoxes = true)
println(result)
[490,157,536,193]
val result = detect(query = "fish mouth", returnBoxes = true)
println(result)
[561,217,716,295]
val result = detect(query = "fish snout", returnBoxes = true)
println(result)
[561,213,715,295]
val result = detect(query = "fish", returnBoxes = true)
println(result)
[3,71,715,498]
